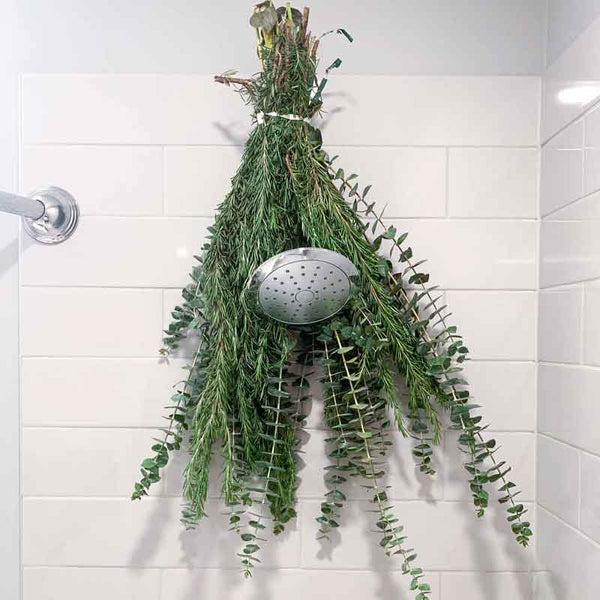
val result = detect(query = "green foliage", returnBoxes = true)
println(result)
[132,3,532,597]
[330,162,532,548]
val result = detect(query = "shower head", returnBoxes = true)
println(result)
[248,247,359,325]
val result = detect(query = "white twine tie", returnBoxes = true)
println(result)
[255,111,311,125]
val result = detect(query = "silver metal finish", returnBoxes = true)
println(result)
[248,247,359,325]
[0,190,45,219]
[0,187,80,244]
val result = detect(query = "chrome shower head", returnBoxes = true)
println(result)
[248,247,359,325]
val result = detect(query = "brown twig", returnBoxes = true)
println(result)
[311,38,320,59]
[214,75,255,90]
[300,7,310,45]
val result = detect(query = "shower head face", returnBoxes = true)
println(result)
[248,247,359,325]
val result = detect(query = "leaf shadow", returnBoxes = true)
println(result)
[212,121,250,147]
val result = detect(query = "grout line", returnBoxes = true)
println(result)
[538,505,600,551]
[20,354,540,364]
[540,272,600,290]
[20,564,538,575]
[22,141,540,150]
[23,496,535,506]
[444,147,450,218]
[537,432,600,459]
[161,146,166,216]
[577,451,582,529]
[21,424,536,434]
[541,100,600,148]
[19,285,540,293]
[579,285,586,364]
[540,185,600,220]
[17,70,25,600]
[532,95,541,591]
[538,359,600,369]
[582,124,587,197]
[11,214,542,221]
[160,289,166,340]
[538,280,591,292]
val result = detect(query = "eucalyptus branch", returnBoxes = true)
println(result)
[357,305,436,476]
[238,334,293,576]
[317,341,351,539]
[333,329,431,599]
[132,267,208,501]
[332,166,532,546]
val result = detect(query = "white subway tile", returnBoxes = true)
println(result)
[23,428,165,497]
[299,428,444,502]
[548,119,585,150]
[536,508,600,600]
[448,148,538,218]
[541,119,584,215]
[540,147,583,216]
[543,188,600,220]
[22,217,210,288]
[160,568,440,600]
[581,452,600,544]
[21,288,163,356]
[445,291,537,360]
[22,358,183,427]
[538,364,600,455]
[539,287,583,363]
[584,148,600,195]
[24,567,161,600]
[441,572,531,600]
[300,500,534,571]
[327,146,447,217]
[22,145,163,216]
[22,75,250,145]
[540,219,600,287]
[461,361,536,431]
[164,146,243,216]
[537,436,580,526]
[318,76,539,146]
[443,432,535,502]
[533,571,553,600]
[585,103,600,147]
[583,283,600,366]
[388,220,537,290]
[23,498,300,568]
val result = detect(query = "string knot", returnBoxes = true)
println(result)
[255,111,311,125]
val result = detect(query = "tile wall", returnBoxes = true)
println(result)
[536,8,600,598]
[20,74,540,599]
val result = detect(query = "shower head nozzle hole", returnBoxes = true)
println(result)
[295,290,315,304]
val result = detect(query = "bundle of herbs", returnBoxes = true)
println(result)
[133,3,531,596]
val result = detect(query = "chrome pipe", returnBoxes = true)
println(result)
[0,187,79,244]
[0,190,45,220]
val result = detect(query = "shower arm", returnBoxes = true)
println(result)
[0,187,79,244]
[0,190,45,219]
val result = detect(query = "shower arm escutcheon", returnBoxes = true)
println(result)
[0,187,79,244]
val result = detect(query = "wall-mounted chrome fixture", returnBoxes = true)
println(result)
[248,247,358,325]
[0,187,79,244]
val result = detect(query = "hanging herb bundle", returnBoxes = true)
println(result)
[133,3,532,596]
